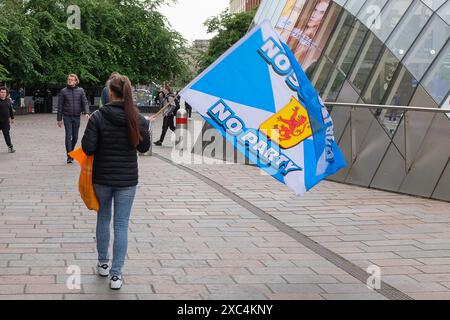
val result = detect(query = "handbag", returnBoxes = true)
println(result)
[68,147,99,212]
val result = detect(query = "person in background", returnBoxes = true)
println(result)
[153,86,177,146]
[81,74,150,290]
[100,72,120,108]
[389,91,400,122]
[0,87,16,153]
[19,87,25,110]
[57,74,90,163]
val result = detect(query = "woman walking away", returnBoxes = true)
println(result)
[81,74,150,290]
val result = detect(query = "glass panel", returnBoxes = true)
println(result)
[437,1,450,24]
[335,20,368,75]
[349,33,384,93]
[404,14,450,81]
[254,0,270,24]
[362,48,400,104]
[255,0,272,24]
[304,46,326,76]
[421,0,446,11]
[371,0,414,42]
[386,0,433,60]
[441,92,450,120]
[322,68,347,101]
[323,11,354,62]
[264,0,281,25]
[310,56,333,95]
[384,66,418,106]
[334,0,348,6]
[270,0,290,27]
[358,0,388,28]
[373,66,418,136]
[422,41,450,105]
[344,0,367,15]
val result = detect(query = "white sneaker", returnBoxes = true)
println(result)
[110,275,123,290]
[96,263,110,277]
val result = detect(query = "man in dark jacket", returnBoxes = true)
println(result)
[57,74,90,163]
[0,87,16,153]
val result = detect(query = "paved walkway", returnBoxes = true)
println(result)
[0,113,449,300]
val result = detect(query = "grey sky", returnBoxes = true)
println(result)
[160,0,229,44]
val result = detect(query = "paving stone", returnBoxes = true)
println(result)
[248,267,315,275]
[268,283,324,294]
[137,293,202,300]
[282,274,339,284]
[152,283,208,295]
[265,293,324,300]
[232,275,286,284]
[25,284,82,294]
[173,275,235,285]
[0,276,55,285]
[0,285,25,295]
[64,294,138,300]
[0,294,64,300]
[320,293,387,300]
[203,293,267,300]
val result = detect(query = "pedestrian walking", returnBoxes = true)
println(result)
[57,74,90,163]
[81,74,150,290]
[0,87,16,153]
[153,86,177,146]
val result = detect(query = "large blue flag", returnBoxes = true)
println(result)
[180,20,346,195]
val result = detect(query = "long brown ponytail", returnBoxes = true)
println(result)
[108,75,142,147]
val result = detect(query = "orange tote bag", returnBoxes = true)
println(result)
[68,147,99,212]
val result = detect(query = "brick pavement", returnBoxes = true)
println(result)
[0,113,449,300]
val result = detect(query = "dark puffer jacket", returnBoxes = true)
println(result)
[57,86,90,121]
[81,102,151,187]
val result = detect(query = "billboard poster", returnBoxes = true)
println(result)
[301,3,341,73]
[286,0,331,68]
[276,0,307,40]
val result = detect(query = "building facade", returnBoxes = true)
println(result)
[253,0,450,201]
[230,0,262,14]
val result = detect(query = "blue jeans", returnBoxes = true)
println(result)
[94,184,137,277]
[63,116,81,156]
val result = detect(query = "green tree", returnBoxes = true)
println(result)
[198,9,256,73]
[0,0,187,86]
